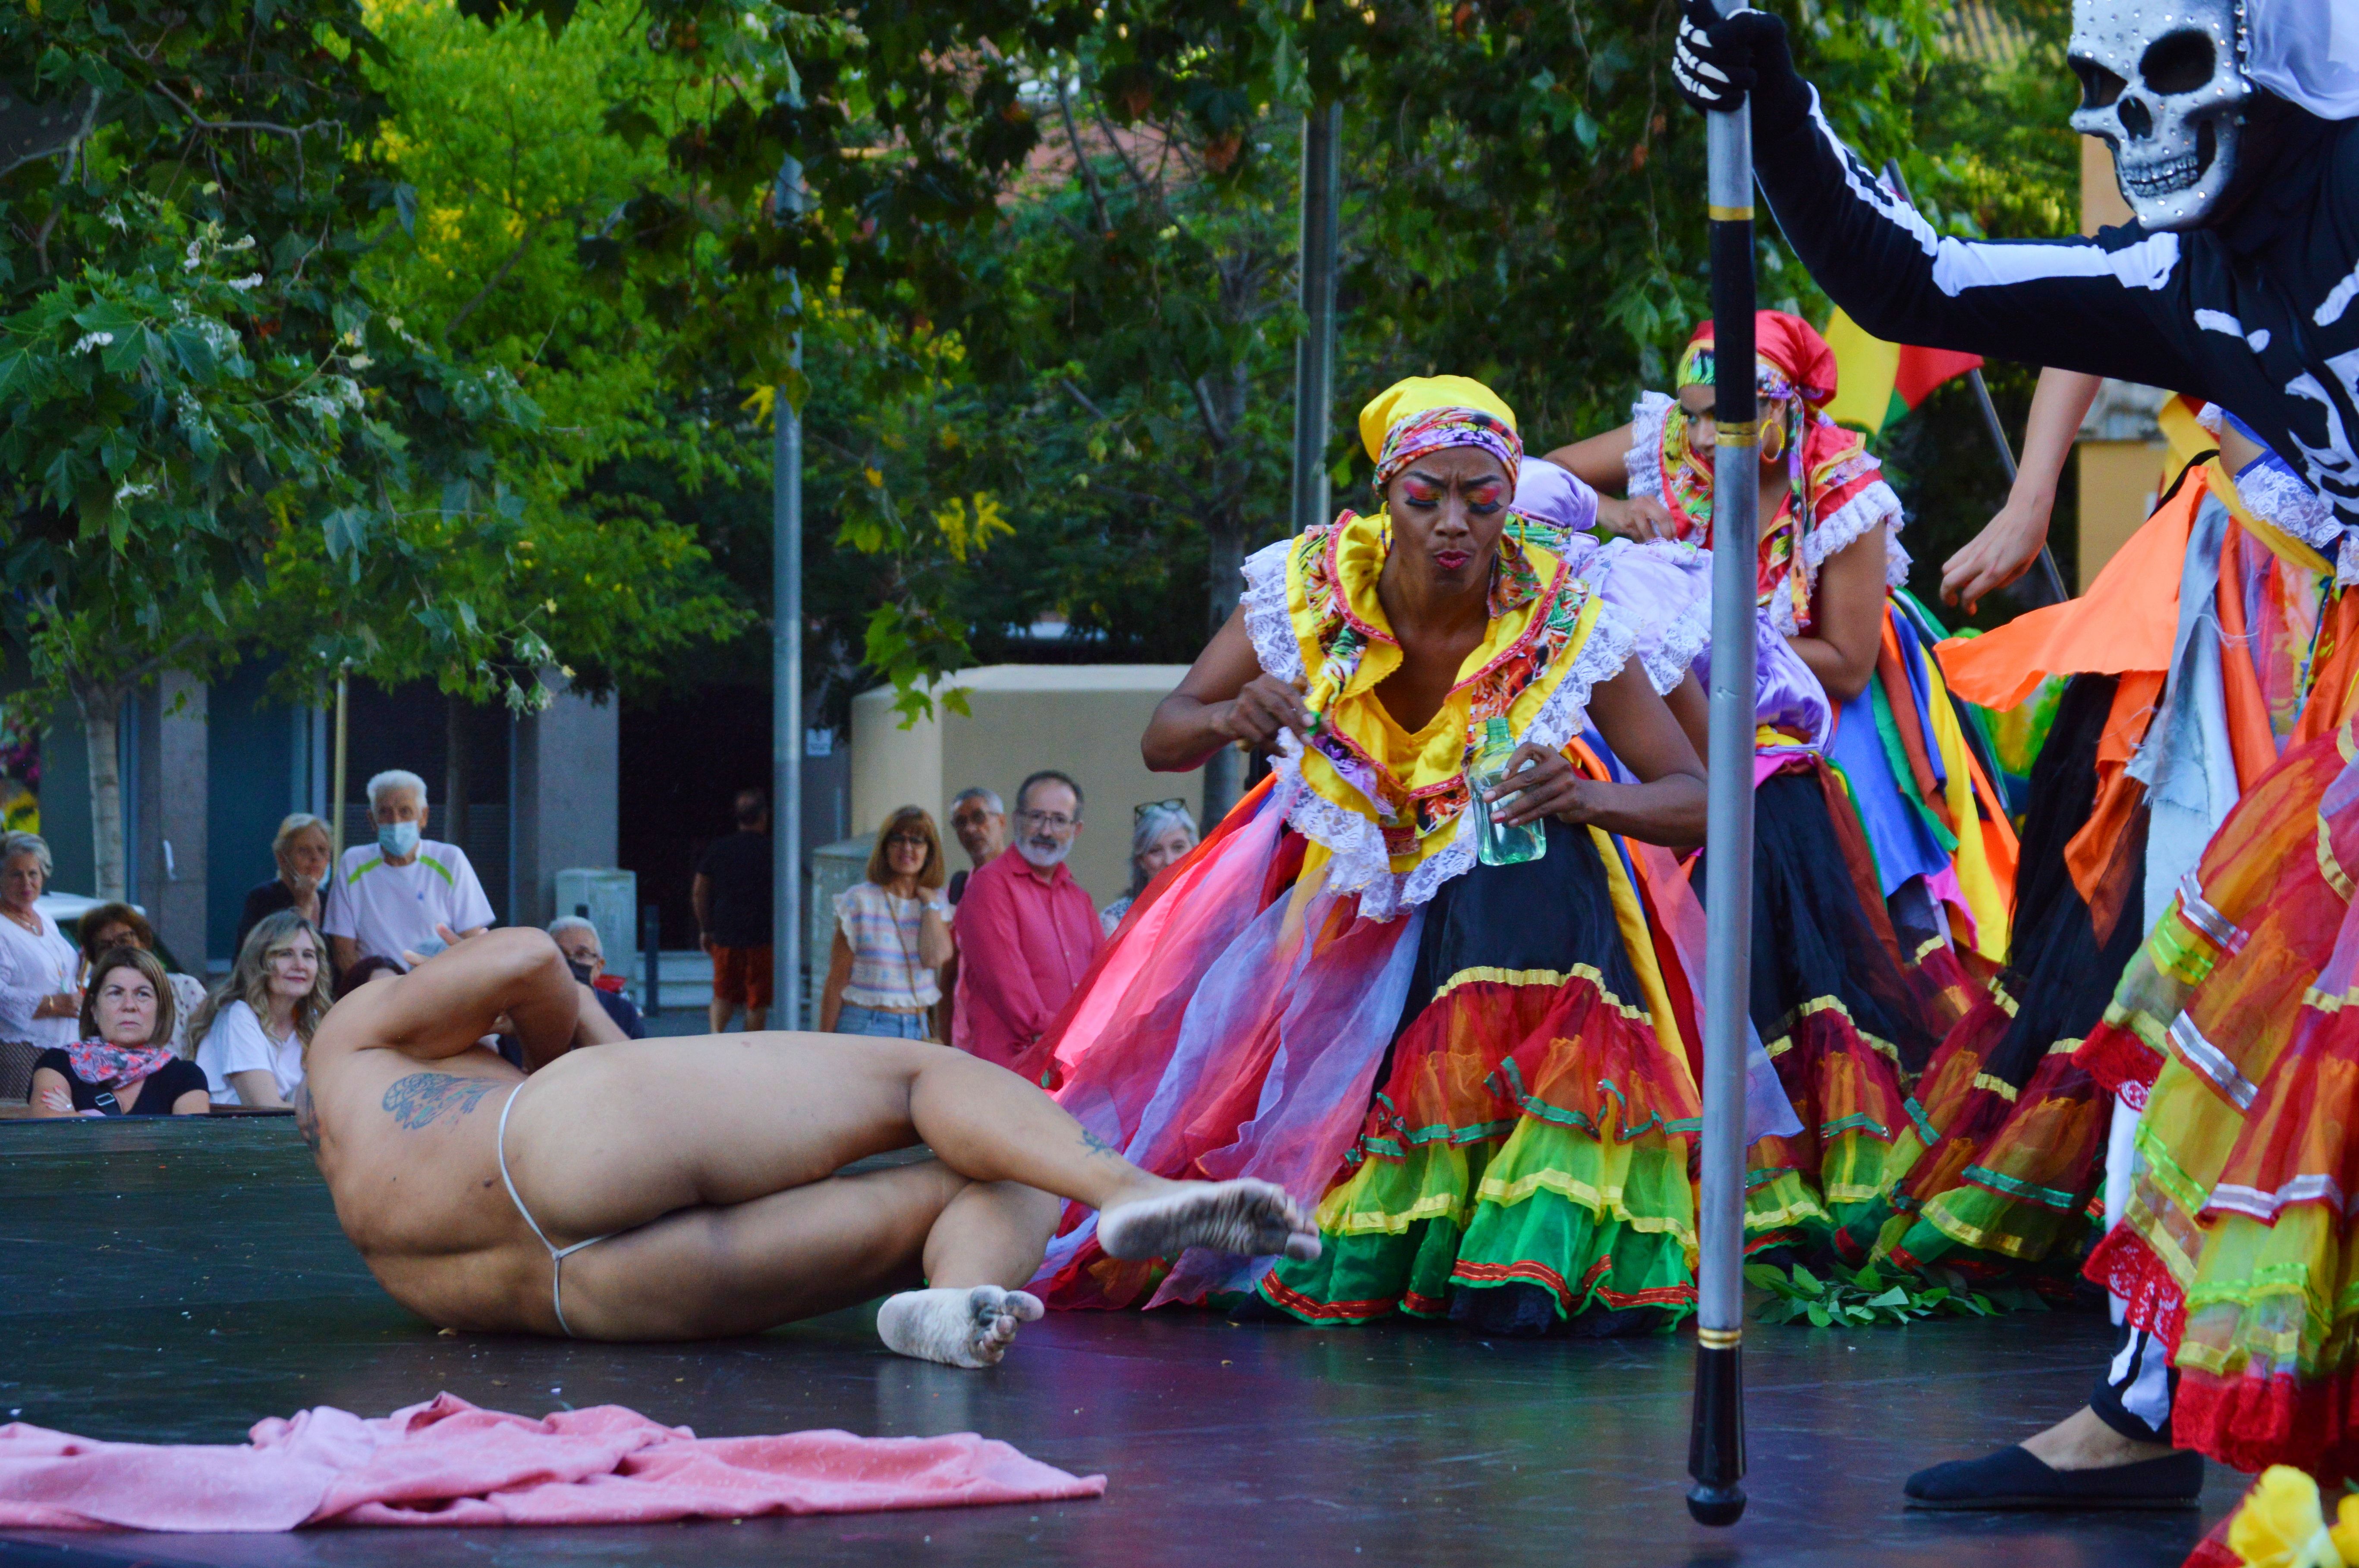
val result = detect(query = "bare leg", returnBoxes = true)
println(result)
[745,1004,768,1031]
[708,998,734,1034]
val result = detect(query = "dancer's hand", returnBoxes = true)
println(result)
[1672,0,1808,131]
[1216,674,1314,748]
[1942,491,2053,613]
[1597,495,1679,542]
[1484,744,1592,827]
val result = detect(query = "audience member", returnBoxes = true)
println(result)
[945,787,1007,907]
[75,902,209,1057]
[234,813,332,955]
[820,807,953,1040]
[192,913,331,1108]
[29,947,209,1116]
[339,954,406,994]
[323,770,494,972]
[1100,799,1200,936]
[547,915,646,1039]
[950,770,1101,1069]
[694,788,773,1033]
[0,831,79,1050]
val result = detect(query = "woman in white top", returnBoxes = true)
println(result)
[0,832,81,1050]
[1099,799,1200,937]
[819,806,954,1040]
[75,902,208,1057]
[192,912,332,1107]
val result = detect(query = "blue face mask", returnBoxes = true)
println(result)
[377,821,421,859]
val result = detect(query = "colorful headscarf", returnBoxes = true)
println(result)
[1359,375,1522,494]
[1648,311,1896,632]
[66,1039,175,1090]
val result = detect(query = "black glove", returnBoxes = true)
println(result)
[1672,0,1809,133]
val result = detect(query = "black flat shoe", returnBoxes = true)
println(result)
[1903,1445,2205,1511]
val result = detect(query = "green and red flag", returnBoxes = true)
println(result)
[1821,308,1984,434]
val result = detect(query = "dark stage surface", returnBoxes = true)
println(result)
[3,1119,2244,1568]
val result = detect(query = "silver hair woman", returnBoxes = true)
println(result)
[1099,800,1200,937]
[189,911,333,1108]
[0,830,81,1050]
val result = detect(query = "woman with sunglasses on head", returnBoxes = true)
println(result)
[1101,801,1199,938]
[28,947,210,1117]
[819,807,954,1041]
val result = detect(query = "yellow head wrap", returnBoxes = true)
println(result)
[1356,375,1522,493]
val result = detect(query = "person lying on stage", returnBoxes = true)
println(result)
[293,926,1319,1365]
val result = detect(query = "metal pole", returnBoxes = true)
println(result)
[331,672,349,867]
[772,157,805,1033]
[1689,0,1755,1527]
[1878,160,2070,604]
[1290,99,1342,540]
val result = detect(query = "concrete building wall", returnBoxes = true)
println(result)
[851,665,1200,906]
[511,676,620,930]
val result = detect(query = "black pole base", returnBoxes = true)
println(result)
[1686,1482,1749,1526]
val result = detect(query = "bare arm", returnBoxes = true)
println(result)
[1484,664,1708,847]
[170,1087,211,1116]
[29,1066,75,1117]
[819,929,852,1032]
[691,874,714,953]
[1788,525,1890,704]
[226,1068,288,1109]
[1663,672,1711,765]
[1141,603,1312,773]
[917,902,953,971]
[315,927,578,1066]
[1942,368,2101,612]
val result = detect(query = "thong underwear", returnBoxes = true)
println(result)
[496,1085,613,1337]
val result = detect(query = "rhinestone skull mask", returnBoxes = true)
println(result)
[2069,0,2252,230]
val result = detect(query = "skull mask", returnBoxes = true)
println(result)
[2069,0,2253,231]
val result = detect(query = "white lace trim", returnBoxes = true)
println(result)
[1274,594,1641,920]
[2195,401,2224,436]
[2237,458,2341,550]
[1581,537,1711,694]
[1238,537,1303,683]
[1626,392,1673,503]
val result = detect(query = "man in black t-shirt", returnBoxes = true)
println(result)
[693,789,774,1034]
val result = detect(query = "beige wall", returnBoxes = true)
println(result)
[2077,440,2168,586]
[2080,135,2134,235]
[850,665,1204,906]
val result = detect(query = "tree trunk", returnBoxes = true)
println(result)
[443,693,472,853]
[1198,361,1251,827]
[72,679,126,900]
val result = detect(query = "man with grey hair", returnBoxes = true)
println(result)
[948,770,1098,1072]
[944,786,1007,908]
[324,769,494,974]
[548,915,645,1040]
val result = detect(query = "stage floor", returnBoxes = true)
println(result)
[2,1119,2243,1568]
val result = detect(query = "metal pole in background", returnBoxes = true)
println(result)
[331,672,349,867]
[1879,160,2070,605]
[1689,0,1756,1526]
[772,157,805,1032]
[1290,99,1342,540]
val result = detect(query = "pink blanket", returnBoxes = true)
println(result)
[0,1394,1106,1530]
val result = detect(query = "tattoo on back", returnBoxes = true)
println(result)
[383,1073,501,1131]
[293,1083,321,1152]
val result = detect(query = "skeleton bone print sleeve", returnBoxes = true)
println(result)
[1733,57,2359,529]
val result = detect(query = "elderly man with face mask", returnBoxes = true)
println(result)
[1674,0,2359,1517]
[324,770,495,975]
[947,770,1101,1073]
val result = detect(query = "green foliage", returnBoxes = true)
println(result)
[1745,1260,2053,1328]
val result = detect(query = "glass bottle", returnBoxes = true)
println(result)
[1468,715,1548,867]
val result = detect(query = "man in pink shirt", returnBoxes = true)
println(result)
[952,771,1102,1072]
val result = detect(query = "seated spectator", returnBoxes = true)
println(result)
[28,948,210,1116]
[0,831,80,1051]
[1100,799,1200,936]
[819,807,953,1040]
[75,902,208,1057]
[694,788,773,1033]
[951,770,1101,1069]
[547,916,646,1040]
[191,913,331,1108]
[339,954,406,994]
[234,813,332,956]
[323,770,494,972]
[945,787,1007,907]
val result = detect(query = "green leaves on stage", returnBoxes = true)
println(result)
[1743,1261,2053,1329]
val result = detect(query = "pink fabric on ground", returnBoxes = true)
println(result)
[0,1394,1105,1531]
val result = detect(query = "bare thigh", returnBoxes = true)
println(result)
[502,1033,944,1241]
[557,1159,966,1340]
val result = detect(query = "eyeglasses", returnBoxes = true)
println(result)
[1016,811,1077,832]
[885,833,930,850]
[1134,798,1187,822]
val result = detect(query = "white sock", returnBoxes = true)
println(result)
[1098,1178,1321,1263]
[875,1285,1044,1369]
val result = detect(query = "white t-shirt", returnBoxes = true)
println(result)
[321,839,495,962]
[195,999,304,1106]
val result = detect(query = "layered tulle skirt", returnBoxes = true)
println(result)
[1027,777,1705,1332]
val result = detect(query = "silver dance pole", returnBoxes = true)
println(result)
[1688,0,1756,1526]
[772,156,805,1031]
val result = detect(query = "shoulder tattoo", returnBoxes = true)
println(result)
[382,1072,502,1131]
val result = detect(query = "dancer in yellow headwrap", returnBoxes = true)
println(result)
[1021,375,1720,1334]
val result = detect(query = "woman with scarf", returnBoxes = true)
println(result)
[28,947,211,1117]
[1026,375,1718,1335]
[1552,311,2017,1253]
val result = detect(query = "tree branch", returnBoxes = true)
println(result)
[1057,79,1110,233]
[443,209,572,338]
[1190,374,1231,449]
[1059,377,1110,422]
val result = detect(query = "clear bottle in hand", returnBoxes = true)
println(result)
[1469,716,1548,867]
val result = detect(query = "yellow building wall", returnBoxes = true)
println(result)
[850,664,1202,905]
[2076,440,2169,587]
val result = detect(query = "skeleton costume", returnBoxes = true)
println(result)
[1676,0,2359,1521]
